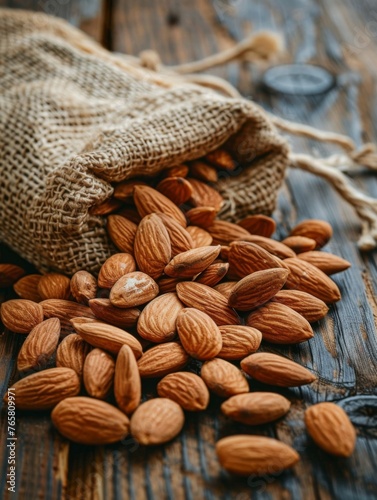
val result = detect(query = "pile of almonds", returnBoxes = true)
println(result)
[0,149,357,476]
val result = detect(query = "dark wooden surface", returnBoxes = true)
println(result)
[1,0,377,498]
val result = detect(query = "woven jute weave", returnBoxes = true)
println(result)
[0,9,289,274]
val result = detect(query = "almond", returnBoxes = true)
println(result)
[71,318,143,358]
[186,226,213,247]
[201,358,249,397]
[163,165,189,178]
[297,251,351,275]
[195,262,229,287]
[157,276,186,294]
[241,352,316,387]
[281,236,317,253]
[228,268,288,311]
[130,398,184,445]
[235,235,296,259]
[189,161,218,182]
[98,253,136,289]
[137,292,183,343]
[52,397,130,445]
[229,242,285,277]
[305,402,356,457]
[134,214,171,279]
[89,298,140,328]
[114,344,141,415]
[1,299,43,334]
[70,270,97,305]
[221,392,291,425]
[156,176,193,205]
[214,281,237,299]
[207,220,250,245]
[137,342,189,378]
[284,257,341,303]
[17,318,60,372]
[83,348,115,399]
[5,367,80,410]
[185,207,217,228]
[218,325,262,360]
[177,308,222,360]
[271,290,329,322]
[41,299,95,335]
[157,372,209,411]
[134,185,186,227]
[56,334,91,377]
[216,435,299,476]
[110,271,159,308]
[237,215,276,238]
[13,274,42,302]
[89,197,122,216]
[188,178,224,212]
[205,149,235,170]
[38,273,71,300]
[165,246,221,278]
[157,213,193,256]
[113,180,148,202]
[176,282,240,326]
[247,302,314,344]
[290,219,333,248]
[106,215,137,254]
[0,264,25,287]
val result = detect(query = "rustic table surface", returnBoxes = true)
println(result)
[1,0,377,499]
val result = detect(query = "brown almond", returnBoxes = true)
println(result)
[56,334,91,377]
[37,273,71,301]
[134,185,186,227]
[157,213,193,256]
[98,253,136,289]
[297,251,351,275]
[282,236,317,253]
[229,241,285,277]
[156,176,193,205]
[235,235,296,259]
[186,226,213,247]
[137,342,189,378]
[241,352,316,387]
[201,358,249,397]
[83,348,115,399]
[157,372,209,411]
[89,197,122,216]
[13,274,42,302]
[185,207,217,228]
[106,215,137,254]
[214,281,237,299]
[89,298,140,328]
[110,271,159,308]
[207,220,251,245]
[271,290,329,322]
[114,344,141,415]
[188,178,224,212]
[0,264,25,287]
[195,262,229,287]
[290,219,333,248]
[163,165,189,178]
[70,271,97,305]
[218,325,262,360]
[1,299,44,334]
[130,398,184,445]
[113,180,148,202]
[189,161,218,182]
[237,215,276,238]
[41,299,95,335]
[165,246,221,278]
[205,149,235,170]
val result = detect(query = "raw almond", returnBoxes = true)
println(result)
[137,292,183,343]
[297,251,351,275]
[205,149,235,170]
[157,213,193,256]
[70,270,97,305]
[195,262,229,287]
[137,342,189,378]
[186,226,213,247]
[110,271,159,308]
[13,274,42,302]
[163,165,189,178]
[177,308,222,360]
[98,253,136,289]
[56,334,91,377]
[41,299,95,335]
[17,318,60,372]
[271,290,329,322]
[38,273,71,300]
[114,344,141,415]
[290,219,333,248]
[305,402,356,457]
[89,197,122,215]
[235,234,296,259]
[229,241,285,277]
[207,220,250,245]
[284,257,341,303]
[156,176,193,205]
[5,367,80,410]
[165,245,221,278]
[237,215,276,238]
[228,268,289,311]
[89,298,140,328]
[221,392,291,425]
[188,178,224,212]
[218,325,262,360]
[189,161,218,182]
[52,396,130,445]
[71,318,143,358]
[106,215,137,254]
[214,281,237,299]
[130,398,184,445]
[113,180,148,202]
[282,235,317,253]
[216,435,299,476]
[83,348,115,399]
[1,299,43,334]
[134,185,186,227]
[185,207,217,228]
[176,282,240,326]
[0,264,25,287]
[241,352,316,387]
[201,358,249,397]
[157,372,209,411]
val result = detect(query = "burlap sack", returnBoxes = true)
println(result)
[0,9,289,275]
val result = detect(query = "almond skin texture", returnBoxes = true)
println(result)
[41,299,95,333]
[201,358,249,397]
[130,398,185,445]
[195,262,229,287]
[110,272,159,308]
[247,302,314,344]
[1,299,44,334]
[241,352,316,387]
[134,214,171,279]
[137,342,189,378]
[177,308,222,360]
[188,178,224,212]
[157,372,209,411]
[5,367,80,410]
[13,274,42,302]
[114,344,141,415]
[297,251,351,275]
[38,273,71,300]
[0,264,25,287]
[70,271,97,305]
[218,325,262,360]
[137,293,184,343]
[207,220,251,245]
[221,392,291,425]
[134,185,186,227]
[164,245,221,279]
[56,334,91,377]
[89,299,140,328]
[157,213,193,256]
[284,258,341,303]
[156,176,193,205]
[185,207,217,228]
[176,282,240,326]
[229,268,289,311]
[237,215,276,238]
[186,226,213,247]
[305,402,356,457]
[98,253,136,289]
[51,397,130,445]
[71,318,143,358]
[83,348,115,399]
[216,435,299,476]
[17,318,61,372]
[271,290,329,322]
[236,235,296,259]
[290,219,333,248]
[107,215,137,254]
[281,236,317,253]
[229,242,285,277]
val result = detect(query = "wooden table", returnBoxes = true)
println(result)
[1,1,377,498]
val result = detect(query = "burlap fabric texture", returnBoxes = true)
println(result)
[0,9,290,274]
